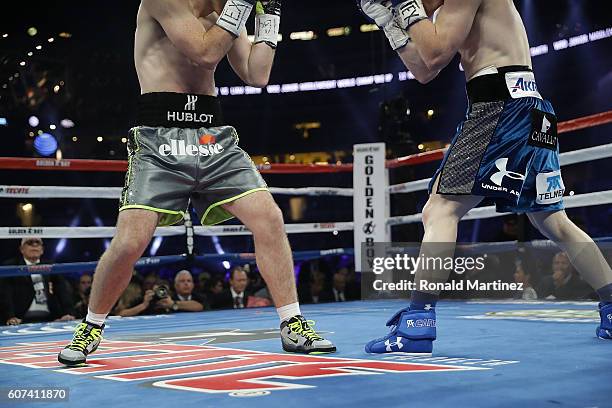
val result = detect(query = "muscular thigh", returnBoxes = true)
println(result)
[425,173,484,219]
[222,190,279,221]
[115,209,160,244]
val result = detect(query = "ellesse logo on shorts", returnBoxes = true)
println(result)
[158,136,224,157]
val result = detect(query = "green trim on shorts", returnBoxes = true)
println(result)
[119,204,185,227]
[200,187,269,226]
[120,127,142,208]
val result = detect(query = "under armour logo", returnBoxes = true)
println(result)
[363,221,375,235]
[184,95,198,111]
[546,175,562,192]
[384,336,404,352]
[541,116,551,133]
[490,158,525,187]
[424,304,433,311]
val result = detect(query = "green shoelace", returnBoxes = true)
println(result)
[68,323,101,352]
[288,319,323,341]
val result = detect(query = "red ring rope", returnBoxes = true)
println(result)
[1,110,610,174]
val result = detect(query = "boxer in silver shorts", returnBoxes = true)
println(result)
[120,92,267,227]
[58,0,335,366]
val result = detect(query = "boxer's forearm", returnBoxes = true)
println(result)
[397,41,440,84]
[246,44,275,88]
[408,20,454,72]
[193,26,238,70]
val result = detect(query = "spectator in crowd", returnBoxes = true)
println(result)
[0,238,74,325]
[115,282,177,316]
[197,271,211,296]
[247,265,265,293]
[212,266,251,309]
[538,252,593,300]
[251,281,274,307]
[206,276,225,298]
[172,270,205,311]
[320,271,348,302]
[73,273,93,319]
[142,271,159,293]
[336,267,360,301]
[297,264,326,304]
[309,269,327,304]
[513,260,538,300]
[496,215,519,242]
[113,282,145,316]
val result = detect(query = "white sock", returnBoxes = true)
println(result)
[277,302,301,322]
[85,309,108,326]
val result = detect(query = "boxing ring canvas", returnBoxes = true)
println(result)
[1,299,608,408]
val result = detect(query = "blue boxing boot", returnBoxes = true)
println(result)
[365,306,436,355]
[596,302,612,340]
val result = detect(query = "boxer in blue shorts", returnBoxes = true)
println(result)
[359,0,612,354]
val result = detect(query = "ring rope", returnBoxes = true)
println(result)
[2,142,610,199]
[2,189,610,238]
[387,190,612,226]
[0,186,354,199]
[0,221,355,239]
[0,248,354,278]
[0,110,610,174]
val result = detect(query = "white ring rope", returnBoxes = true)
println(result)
[3,189,609,239]
[1,143,610,199]
[1,143,610,238]
[0,222,355,239]
[387,190,612,226]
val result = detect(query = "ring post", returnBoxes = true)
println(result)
[353,143,390,272]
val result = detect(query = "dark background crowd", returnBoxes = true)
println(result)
[2,227,605,326]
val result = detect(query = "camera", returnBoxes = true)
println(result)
[153,285,170,301]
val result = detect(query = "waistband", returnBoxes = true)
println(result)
[466,65,541,104]
[136,92,224,128]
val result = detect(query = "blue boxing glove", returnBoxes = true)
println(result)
[358,0,411,50]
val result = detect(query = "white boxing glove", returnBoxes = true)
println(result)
[391,0,427,30]
[358,0,411,50]
[216,0,256,37]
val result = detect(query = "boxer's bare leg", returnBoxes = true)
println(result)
[222,190,336,353]
[88,209,160,315]
[527,210,612,293]
[58,209,160,365]
[413,174,484,295]
[221,191,298,309]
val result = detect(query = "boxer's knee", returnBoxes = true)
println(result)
[528,210,576,242]
[251,204,286,241]
[422,195,461,230]
[109,236,147,261]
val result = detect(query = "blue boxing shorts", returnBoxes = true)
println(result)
[429,66,564,213]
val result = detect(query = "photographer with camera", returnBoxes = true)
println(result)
[116,282,172,317]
